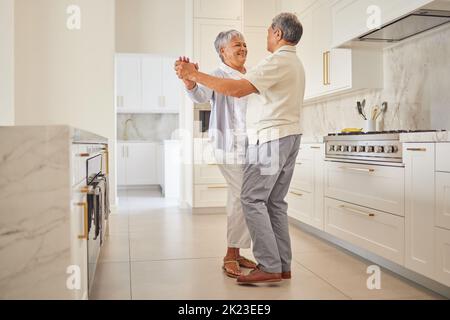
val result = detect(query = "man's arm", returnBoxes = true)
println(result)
[192,73,257,98]
[176,62,258,98]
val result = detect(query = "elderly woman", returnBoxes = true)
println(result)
[177,30,256,278]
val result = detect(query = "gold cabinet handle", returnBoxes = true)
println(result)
[104,150,109,175]
[340,167,375,173]
[310,146,321,149]
[323,51,331,85]
[290,191,303,197]
[296,162,302,165]
[340,205,375,217]
[77,153,90,157]
[207,185,227,189]
[406,148,427,152]
[76,202,88,239]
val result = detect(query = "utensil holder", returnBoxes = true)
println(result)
[364,120,376,132]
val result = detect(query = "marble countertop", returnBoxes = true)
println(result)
[71,127,108,144]
[400,131,449,143]
[0,125,108,144]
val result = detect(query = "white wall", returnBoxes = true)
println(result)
[0,0,14,126]
[116,0,186,56]
[14,0,117,204]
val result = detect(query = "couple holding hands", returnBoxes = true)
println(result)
[175,13,305,284]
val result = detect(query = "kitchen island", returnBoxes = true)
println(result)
[0,125,109,299]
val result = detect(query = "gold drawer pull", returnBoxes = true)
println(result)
[340,167,375,173]
[104,150,109,175]
[406,148,427,152]
[77,153,90,157]
[76,202,88,239]
[290,191,303,197]
[296,162,302,165]
[340,205,375,217]
[208,185,227,189]
[310,146,321,149]
[207,163,218,166]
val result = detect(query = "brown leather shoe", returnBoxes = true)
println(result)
[237,269,282,284]
[281,271,291,279]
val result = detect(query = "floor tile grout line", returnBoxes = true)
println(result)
[291,259,353,300]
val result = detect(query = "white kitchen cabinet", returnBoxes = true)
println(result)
[436,172,450,230]
[194,0,243,20]
[194,184,228,208]
[284,0,383,102]
[434,227,450,287]
[244,0,280,27]
[287,188,314,225]
[116,55,141,110]
[71,182,89,300]
[436,143,450,172]
[288,144,325,230]
[162,57,182,111]
[117,142,157,186]
[325,161,405,216]
[194,18,242,73]
[141,55,163,111]
[404,143,436,278]
[332,0,434,48]
[324,197,405,265]
[116,54,181,114]
[194,164,226,184]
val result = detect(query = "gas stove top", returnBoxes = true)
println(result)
[327,129,446,136]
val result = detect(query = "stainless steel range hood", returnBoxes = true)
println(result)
[359,9,450,42]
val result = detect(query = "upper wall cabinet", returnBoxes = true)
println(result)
[332,0,435,48]
[282,0,383,102]
[194,0,243,20]
[116,54,182,114]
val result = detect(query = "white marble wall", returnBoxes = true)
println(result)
[117,114,179,141]
[300,24,450,138]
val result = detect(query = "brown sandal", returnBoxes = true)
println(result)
[237,256,257,269]
[222,260,242,278]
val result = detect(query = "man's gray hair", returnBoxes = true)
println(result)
[214,30,245,62]
[271,12,303,45]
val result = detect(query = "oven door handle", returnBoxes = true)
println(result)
[340,166,375,173]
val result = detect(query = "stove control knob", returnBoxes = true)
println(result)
[336,145,342,152]
[358,146,365,152]
[376,146,384,153]
[343,146,349,152]
[385,146,398,153]
[329,145,335,151]
[350,146,358,153]
[367,146,375,153]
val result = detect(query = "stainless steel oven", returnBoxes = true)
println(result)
[85,148,110,292]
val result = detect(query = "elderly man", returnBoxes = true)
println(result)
[176,13,305,284]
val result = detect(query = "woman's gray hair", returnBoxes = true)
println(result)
[271,12,303,45]
[214,30,245,62]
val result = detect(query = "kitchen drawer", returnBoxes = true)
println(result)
[436,172,450,230]
[287,188,313,225]
[325,198,405,265]
[436,143,450,172]
[291,158,314,193]
[325,161,405,216]
[194,164,226,184]
[194,184,227,208]
[434,227,450,287]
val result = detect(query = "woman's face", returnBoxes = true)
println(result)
[221,36,247,68]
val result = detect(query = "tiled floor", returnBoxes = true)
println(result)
[90,188,444,300]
